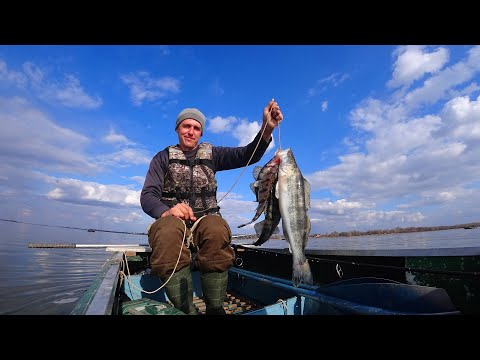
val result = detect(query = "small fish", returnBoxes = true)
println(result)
[252,186,281,246]
[238,152,280,228]
[275,148,313,287]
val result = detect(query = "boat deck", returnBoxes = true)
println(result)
[120,291,260,315]
[193,291,261,315]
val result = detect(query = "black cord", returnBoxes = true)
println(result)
[0,218,147,236]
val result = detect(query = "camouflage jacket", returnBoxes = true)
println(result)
[161,143,219,216]
[140,131,271,219]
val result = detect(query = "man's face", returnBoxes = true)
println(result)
[177,119,202,151]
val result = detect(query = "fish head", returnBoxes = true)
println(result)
[276,148,292,162]
[276,148,297,173]
[263,153,281,173]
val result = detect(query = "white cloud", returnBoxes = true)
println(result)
[96,148,152,167]
[102,127,135,145]
[305,46,480,232]
[403,45,480,109]
[208,115,237,133]
[441,95,480,141]
[388,45,449,89]
[131,176,145,186]
[121,71,180,106]
[112,211,144,223]
[46,178,141,208]
[0,59,102,109]
[306,72,349,101]
[0,59,28,87]
[0,96,99,175]
[321,101,328,112]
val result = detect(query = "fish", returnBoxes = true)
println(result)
[275,148,313,287]
[238,152,280,229]
[252,186,281,246]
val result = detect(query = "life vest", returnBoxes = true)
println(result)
[161,143,219,216]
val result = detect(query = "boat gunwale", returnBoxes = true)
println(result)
[235,243,480,257]
[70,251,123,315]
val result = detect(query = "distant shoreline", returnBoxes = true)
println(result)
[233,222,480,240]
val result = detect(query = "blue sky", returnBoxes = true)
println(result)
[0,45,479,236]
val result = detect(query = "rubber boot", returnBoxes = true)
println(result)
[200,271,228,315]
[163,266,198,315]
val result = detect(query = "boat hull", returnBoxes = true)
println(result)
[71,249,462,315]
[232,244,480,314]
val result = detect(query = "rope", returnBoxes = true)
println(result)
[276,299,289,315]
[194,105,274,214]
[185,214,207,247]
[120,215,209,299]
[277,120,282,151]
[119,219,189,299]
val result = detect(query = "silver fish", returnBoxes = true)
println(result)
[275,148,313,287]
[238,153,280,229]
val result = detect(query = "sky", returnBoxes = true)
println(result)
[0,45,479,237]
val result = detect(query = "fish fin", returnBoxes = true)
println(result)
[292,259,313,287]
[306,216,311,238]
[274,181,279,199]
[238,217,256,228]
[285,238,292,253]
[303,178,311,209]
[238,202,266,228]
[252,166,262,180]
[253,220,265,236]
[249,182,259,200]
[238,220,255,228]
[272,226,280,234]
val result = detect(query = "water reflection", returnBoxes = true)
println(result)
[0,222,147,315]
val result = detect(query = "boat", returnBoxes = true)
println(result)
[70,244,463,315]
[232,243,480,315]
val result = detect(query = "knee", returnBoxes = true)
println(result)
[198,215,231,239]
[148,216,187,245]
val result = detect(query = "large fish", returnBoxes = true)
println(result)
[275,148,313,287]
[238,152,280,229]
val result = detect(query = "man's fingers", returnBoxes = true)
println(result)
[186,206,195,220]
[173,203,196,221]
[178,204,189,218]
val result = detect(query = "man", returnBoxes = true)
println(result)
[140,99,283,314]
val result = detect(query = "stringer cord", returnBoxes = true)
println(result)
[120,219,190,298]
[196,106,274,214]
[120,215,209,299]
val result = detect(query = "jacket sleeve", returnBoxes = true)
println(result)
[140,151,170,219]
[213,130,272,171]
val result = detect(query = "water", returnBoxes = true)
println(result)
[234,227,480,251]
[0,221,147,315]
[1,221,479,314]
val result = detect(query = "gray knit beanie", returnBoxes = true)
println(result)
[175,108,206,134]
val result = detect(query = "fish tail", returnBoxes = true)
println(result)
[292,259,313,287]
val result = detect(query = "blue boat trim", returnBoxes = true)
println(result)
[229,267,461,315]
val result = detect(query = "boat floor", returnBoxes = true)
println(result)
[121,290,261,315]
[193,291,261,315]
[120,269,263,315]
